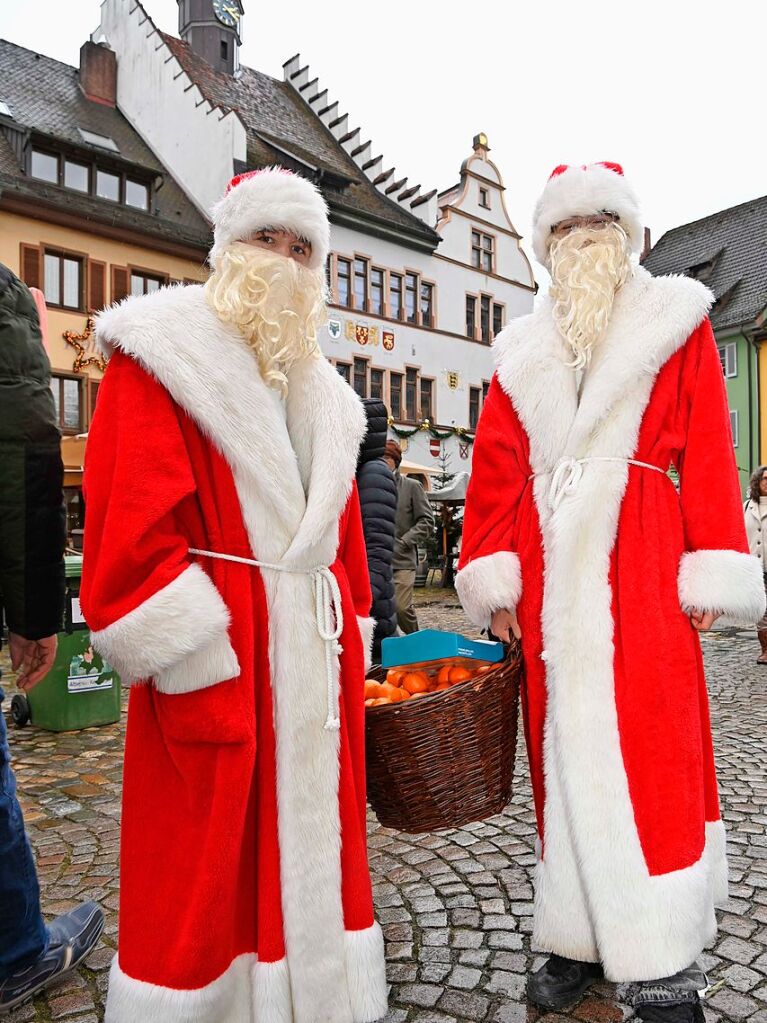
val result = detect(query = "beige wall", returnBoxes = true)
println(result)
[0,210,208,410]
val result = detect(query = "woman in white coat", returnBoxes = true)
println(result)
[744,465,767,663]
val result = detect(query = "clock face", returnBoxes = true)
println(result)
[212,0,241,28]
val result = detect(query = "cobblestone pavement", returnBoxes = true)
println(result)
[1,587,766,1023]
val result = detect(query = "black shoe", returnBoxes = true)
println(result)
[527,953,603,1010]
[0,901,104,1014]
[636,994,705,1023]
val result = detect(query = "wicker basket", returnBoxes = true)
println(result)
[365,646,522,833]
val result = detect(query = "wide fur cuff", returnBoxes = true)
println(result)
[678,549,766,623]
[357,616,376,673]
[154,632,240,695]
[455,551,523,629]
[91,564,233,684]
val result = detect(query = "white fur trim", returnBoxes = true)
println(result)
[90,564,232,686]
[532,163,643,268]
[455,551,522,629]
[95,284,372,1018]
[679,549,766,624]
[357,615,376,673]
[154,631,240,695]
[104,926,387,1022]
[495,266,721,980]
[210,167,330,270]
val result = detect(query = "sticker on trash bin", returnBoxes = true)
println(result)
[70,596,85,625]
[67,648,115,693]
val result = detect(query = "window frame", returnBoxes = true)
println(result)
[389,272,404,321]
[353,256,369,313]
[730,409,739,448]
[370,266,385,317]
[26,142,153,211]
[479,187,490,209]
[471,229,496,273]
[30,147,60,184]
[336,256,352,309]
[334,360,352,385]
[50,371,86,436]
[419,375,435,422]
[42,246,86,312]
[479,293,492,343]
[128,265,169,297]
[492,300,505,338]
[353,355,369,399]
[389,370,404,420]
[404,271,419,325]
[717,342,738,379]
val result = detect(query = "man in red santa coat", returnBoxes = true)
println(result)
[80,168,388,1023]
[456,162,765,1022]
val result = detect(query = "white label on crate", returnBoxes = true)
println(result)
[67,674,113,694]
[71,597,85,625]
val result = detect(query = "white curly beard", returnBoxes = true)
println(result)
[549,224,632,369]
[205,243,326,396]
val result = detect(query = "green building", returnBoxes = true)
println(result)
[643,195,767,497]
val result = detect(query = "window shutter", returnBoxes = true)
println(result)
[20,244,41,290]
[88,260,106,312]
[89,379,100,422]
[111,265,129,303]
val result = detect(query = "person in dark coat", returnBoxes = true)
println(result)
[356,399,397,663]
[0,264,103,1014]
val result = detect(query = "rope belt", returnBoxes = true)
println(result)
[530,456,669,512]
[188,548,344,732]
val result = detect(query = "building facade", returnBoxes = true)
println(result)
[0,37,210,539]
[643,195,767,496]
[93,0,536,471]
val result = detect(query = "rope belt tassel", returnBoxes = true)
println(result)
[530,456,669,512]
[188,548,344,732]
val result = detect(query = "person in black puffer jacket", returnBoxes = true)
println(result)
[356,398,397,664]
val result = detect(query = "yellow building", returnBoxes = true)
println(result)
[0,37,211,541]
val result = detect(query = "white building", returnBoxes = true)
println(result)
[94,0,536,472]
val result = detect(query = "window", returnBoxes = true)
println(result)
[370,368,384,400]
[354,258,368,312]
[64,160,89,192]
[717,343,737,378]
[482,380,490,402]
[221,39,229,60]
[420,378,433,421]
[96,169,120,202]
[466,295,477,339]
[420,282,434,328]
[469,387,481,431]
[78,128,119,152]
[471,230,494,272]
[480,295,492,342]
[405,273,418,324]
[479,187,490,209]
[50,374,84,434]
[492,302,504,337]
[371,268,385,316]
[730,410,739,448]
[390,274,403,321]
[405,367,418,421]
[335,362,351,384]
[43,250,82,310]
[0,100,13,118]
[337,258,351,308]
[390,372,403,419]
[30,149,58,183]
[130,271,165,296]
[125,178,149,211]
[353,357,368,398]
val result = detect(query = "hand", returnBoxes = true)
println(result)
[490,608,521,643]
[689,610,720,632]
[9,633,58,691]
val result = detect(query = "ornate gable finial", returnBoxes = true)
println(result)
[473,132,489,155]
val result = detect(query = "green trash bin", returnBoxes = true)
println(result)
[12,555,122,732]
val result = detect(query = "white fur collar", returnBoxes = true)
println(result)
[95,285,365,566]
[493,266,712,471]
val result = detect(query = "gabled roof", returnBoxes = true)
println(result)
[642,194,767,332]
[161,34,440,250]
[0,38,210,250]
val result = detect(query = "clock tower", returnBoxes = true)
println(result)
[177,0,243,75]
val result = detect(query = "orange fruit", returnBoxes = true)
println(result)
[402,671,430,694]
[364,698,376,707]
[380,682,405,702]
[434,681,451,691]
[475,664,493,675]
[436,664,452,686]
[411,691,429,699]
[371,697,391,706]
[386,669,405,687]
[364,680,383,700]
[448,667,473,685]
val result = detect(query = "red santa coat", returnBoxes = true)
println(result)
[456,267,765,982]
[80,285,387,1023]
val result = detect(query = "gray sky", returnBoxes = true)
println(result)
[2,0,765,268]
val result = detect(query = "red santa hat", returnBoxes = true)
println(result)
[532,162,643,268]
[210,167,330,271]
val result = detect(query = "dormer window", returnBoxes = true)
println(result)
[0,100,13,118]
[27,144,152,211]
[30,149,59,183]
[64,160,89,192]
[78,128,119,152]
[125,178,149,210]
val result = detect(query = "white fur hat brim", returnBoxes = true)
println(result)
[210,167,330,271]
[532,163,643,268]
